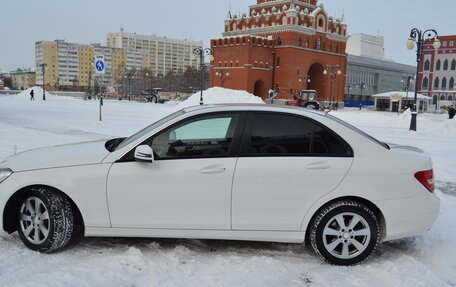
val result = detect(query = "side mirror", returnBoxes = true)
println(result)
[134,145,154,163]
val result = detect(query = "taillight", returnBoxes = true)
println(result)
[414,169,434,193]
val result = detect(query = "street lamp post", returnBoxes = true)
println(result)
[401,75,415,109]
[193,47,213,105]
[39,63,47,100]
[298,74,311,89]
[323,65,342,108]
[358,82,366,99]
[215,70,230,87]
[406,28,441,131]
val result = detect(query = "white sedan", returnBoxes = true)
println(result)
[0,104,439,265]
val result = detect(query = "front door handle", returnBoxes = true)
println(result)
[305,161,331,170]
[200,166,226,174]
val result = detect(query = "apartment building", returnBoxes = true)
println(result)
[35,40,125,90]
[106,32,202,75]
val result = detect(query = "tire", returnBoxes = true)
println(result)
[16,187,74,253]
[304,103,319,110]
[309,200,380,265]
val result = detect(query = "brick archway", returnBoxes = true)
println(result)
[253,79,267,99]
[307,62,326,102]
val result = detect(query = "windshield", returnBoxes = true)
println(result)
[114,109,186,151]
[325,114,390,150]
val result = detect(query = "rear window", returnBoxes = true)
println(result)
[325,114,390,150]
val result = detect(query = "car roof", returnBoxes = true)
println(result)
[182,103,326,117]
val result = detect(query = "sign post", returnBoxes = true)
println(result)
[94,56,105,122]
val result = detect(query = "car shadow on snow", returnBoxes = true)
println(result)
[72,236,314,259]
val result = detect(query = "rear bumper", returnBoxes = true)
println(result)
[375,191,440,242]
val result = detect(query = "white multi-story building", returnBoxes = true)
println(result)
[346,33,385,60]
[106,32,203,75]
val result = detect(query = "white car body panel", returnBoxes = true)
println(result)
[107,158,236,230]
[0,104,440,246]
[232,157,353,231]
[1,141,109,172]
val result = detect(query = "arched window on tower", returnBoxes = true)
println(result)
[442,77,447,89]
[298,38,302,47]
[422,77,429,89]
[444,59,449,70]
[424,60,430,71]
[277,37,282,45]
[318,18,324,28]
[306,40,309,48]
[450,77,454,90]
[436,60,441,70]
[452,59,456,70]
[434,77,440,89]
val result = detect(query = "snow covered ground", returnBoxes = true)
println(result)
[0,88,455,287]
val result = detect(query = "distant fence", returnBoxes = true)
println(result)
[344,100,375,108]
[0,90,88,99]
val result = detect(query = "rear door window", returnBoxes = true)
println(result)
[244,113,352,157]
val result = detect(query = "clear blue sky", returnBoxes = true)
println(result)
[0,0,454,72]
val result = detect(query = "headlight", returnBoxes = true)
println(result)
[0,168,13,184]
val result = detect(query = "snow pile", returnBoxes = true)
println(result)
[13,86,56,100]
[439,117,456,134]
[177,87,264,108]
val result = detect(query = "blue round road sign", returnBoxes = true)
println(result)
[95,60,105,72]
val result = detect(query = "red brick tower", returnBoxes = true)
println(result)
[210,0,348,103]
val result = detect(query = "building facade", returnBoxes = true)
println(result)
[35,40,125,90]
[418,35,456,108]
[345,55,416,102]
[106,32,202,75]
[344,33,416,106]
[10,68,36,90]
[210,0,348,103]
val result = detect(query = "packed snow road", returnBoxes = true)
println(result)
[0,89,455,286]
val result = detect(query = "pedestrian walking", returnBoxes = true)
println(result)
[449,106,456,119]
[30,89,34,100]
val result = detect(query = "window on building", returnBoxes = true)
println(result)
[422,77,429,89]
[298,38,302,47]
[450,77,454,90]
[442,77,447,89]
[436,60,441,70]
[316,38,321,49]
[433,95,438,105]
[424,60,430,71]
[449,95,453,101]
[434,77,440,89]
[444,60,449,70]
[440,95,445,101]
[451,59,456,70]
[276,56,280,67]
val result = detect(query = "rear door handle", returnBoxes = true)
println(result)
[305,161,331,170]
[200,167,226,174]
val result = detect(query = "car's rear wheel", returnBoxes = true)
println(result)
[309,200,380,265]
[17,187,74,252]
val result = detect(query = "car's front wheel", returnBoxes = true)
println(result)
[16,187,74,252]
[309,200,380,265]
